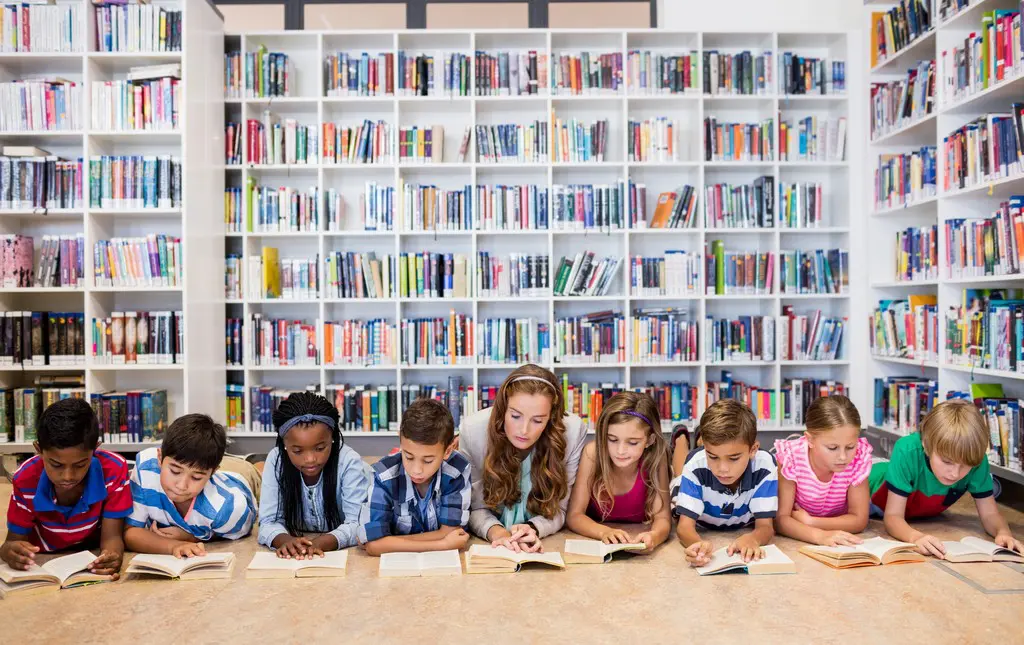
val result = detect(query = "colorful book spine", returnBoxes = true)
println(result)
[552,51,623,95]
[244,46,290,98]
[630,252,701,297]
[396,51,470,97]
[945,288,1024,372]
[779,248,848,294]
[91,310,180,365]
[778,181,822,229]
[553,183,626,231]
[91,78,179,132]
[631,309,698,364]
[942,111,1024,192]
[706,371,777,425]
[475,122,549,163]
[247,385,320,433]
[474,50,546,96]
[779,52,845,95]
[246,179,320,233]
[870,60,935,140]
[246,314,318,366]
[704,241,774,296]
[872,376,936,435]
[0,156,84,210]
[0,311,85,366]
[476,253,549,298]
[225,187,243,233]
[397,252,472,299]
[704,177,775,229]
[246,114,318,165]
[93,235,181,288]
[874,147,937,210]
[326,183,395,232]
[225,122,242,165]
[398,125,446,163]
[323,252,396,299]
[225,384,245,431]
[777,307,846,361]
[89,155,181,209]
[0,81,81,132]
[552,116,608,163]
[627,50,698,95]
[945,198,1024,278]
[872,1,933,65]
[703,117,775,161]
[477,317,549,365]
[702,50,773,95]
[551,251,622,297]
[552,313,625,364]
[940,9,1023,106]
[329,384,399,433]
[323,319,397,367]
[400,183,473,231]
[870,298,939,362]
[896,225,939,282]
[324,52,395,97]
[0,3,82,53]
[474,184,548,231]
[93,5,181,53]
[225,318,243,366]
[322,119,393,165]
[31,234,84,288]
[786,379,848,426]
[704,315,775,363]
[779,116,847,162]
[400,312,474,365]
[225,51,242,98]
[627,118,678,162]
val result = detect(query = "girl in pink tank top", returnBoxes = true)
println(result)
[566,392,672,554]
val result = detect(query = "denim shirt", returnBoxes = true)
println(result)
[258,444,369,549]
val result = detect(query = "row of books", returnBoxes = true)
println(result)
[0,312,85,367]
[940,8,1023,108]
[552,251,620,297]
[92,389,168,443]
[703,50,773,96]
[90,77,180,132]
[400,183,472,232]
[632,310,697,364]
[323,119,392,165]
[398,125,445,163]
[0,80,81,133]
[479,318,548,365]
[703,117,775,162]
[871,0,933,67]
[246,114,318,166]
[552,52,623,95]
[323,318,396,367]
[552,312,623,364]
[326,183,395,232]
[945,198,1024,279]
[324,52,394,97]
[779,53,846,95]
[474,51,544,96]
[869,59,934,141]
[0,234,83,290]
[627,118,678,163]
[246,251,319,301]
[94,4,181,53]
[778,116,847,162]
[630,252,701,297]
[870,296,939,363]
[397,52,471,97]
[0,385,84,444]
[93,235,181,289]
[779,248,849,295]
[704,178,774,229]
[895,224,939,282]
[641,183,699,229]
[245,315,319,367]
[778,308,846,362]
[552,117,609,164]
[476,253,550,298]
[706,242,773,295]
[90,311,183,365]
[626,51,697,95]
[401,313,475,365]
[89,155,181,209]
[0,3,81,53]
[778,181,824,229]
[705,315,775,363]
[0,154,83,210]
[948,385,1023,472]
[475,122,549,164]
[476,184,547,232]
[873,146,937,211]
[872,376,937,435]
[232,46,289,98]
[945,288,1024,372]
[706,372,774,425]
[943,109,1024,193]
[247,181,320,233]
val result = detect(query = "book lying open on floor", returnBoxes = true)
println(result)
[0,551,108,597]
[464,545,565,574]
[799,536,925,568]
[247,551,349,579]
[378,549,462,578]
[563,539,645,564]
[696,544,796,576]
[942,537,1024,563]
[126,552,235,580]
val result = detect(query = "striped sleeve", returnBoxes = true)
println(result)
[125,461,152,529]
[670,460,705,520]
[209,474,257,541]
[749,453,779,519]
[99,452,133,519]
[437,454,472,529]
[6,469,37,535]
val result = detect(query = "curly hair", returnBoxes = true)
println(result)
[591,391,669,523]
[482,364,568,519]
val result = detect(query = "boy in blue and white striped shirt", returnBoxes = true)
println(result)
[671,399,778,567]
[124,414,257,558]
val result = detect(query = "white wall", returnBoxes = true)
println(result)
[658,0,863,31]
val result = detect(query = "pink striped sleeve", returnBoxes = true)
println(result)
[773,438,804,482]
[843,438,873,487]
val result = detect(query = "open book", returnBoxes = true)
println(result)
[378,550,462,578]
[563,539,645,564]
[464,545,565,574]
[0,551,108,598]
[125,552,235,580]
[696,544,796,576]
[247,551,349,579]
[942,537,1024,563]
[799,536,925,568]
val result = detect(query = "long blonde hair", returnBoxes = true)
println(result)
[482,364,568,519]
[591,392,669,523]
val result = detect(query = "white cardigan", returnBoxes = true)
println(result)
[458,407,587,539]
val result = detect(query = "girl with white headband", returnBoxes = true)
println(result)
[458,364,587,552]
[258,391,369,558]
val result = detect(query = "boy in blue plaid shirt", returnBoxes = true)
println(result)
[358,398,472,556]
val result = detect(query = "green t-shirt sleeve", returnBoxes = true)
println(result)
[965,457,994,497]
[884,435,918,497]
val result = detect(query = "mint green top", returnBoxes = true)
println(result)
[499,453,533,527]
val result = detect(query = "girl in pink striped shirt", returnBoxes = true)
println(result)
[775,395,872,546]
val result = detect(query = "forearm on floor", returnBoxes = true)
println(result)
[883,514,920,543]
[803,512,868,533]
[775,515,826,544]
[364,534,449,556]
[565,512,611,541]
[676,519,703,547]
[123,527,180,555]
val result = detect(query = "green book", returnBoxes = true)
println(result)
[553,258,572,295]
[712,240,725,294]
[377,387,388,433]
[970,383,1004,401]
[399,254,408,297]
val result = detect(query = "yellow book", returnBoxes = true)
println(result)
[0,551,108,598]
[464,545,565,574]
[126,553,235,580]
[799,536,924,569]
[697,545,796,576]
[262,246,280,299]
[563,540,644,564]
[379,550,462,578]
[247,551,349,579]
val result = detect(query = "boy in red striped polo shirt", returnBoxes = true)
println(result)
[1,398,132,579]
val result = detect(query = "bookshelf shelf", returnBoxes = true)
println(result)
[872,356,938,369]
[938,71,1024,115]
[935,0,1000,29]
[87,364,185,372]
[222,28,853,439]
[945,274,1024,286]
[0,287,84,294]
[869,113,937,146]
[870,196,938,218]
[869,29,935,75]
[0,365,86,372]
[942,364,1024,382]
[870,279,939,288]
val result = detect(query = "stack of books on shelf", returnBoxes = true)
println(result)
[551,51,622,95]
[947,383,1022,473]
[552,183,625,231]
[627,118,678,163]
[785,379,848,426]
[873,376,937,435]
[397,51,471,97]
[93,4,182,53]
[323,319,397,367]
[703,117,775,162]
[626,50,698,95]
[705,178,774,229]
[870,295,938,363]
[226,318,242,366]
[779,248,849,295]
[92,389,168,443]
[240,46,290,98]
[0,312,85,367]
[779,181,823,229]
[246,249,318,301]
[475,184,548,231]
[474,50,545,96]
[476,252,549,298]
[329,384,399,433]
[559,380,619,428]
[398,252,471,299]
[478,318,548,366]
[942,109,1024,192]
[945,198,1024,278]
[89,155,181,209]
[705,241,773,296]
[641,184,698,229]
[90,311,183,365]
[225,189,243,233]
[0,378,87,443]
[778,307,846,362]
[629,252,701,297]
[248,386,319,432]
[0,151,84,210]
[779,52,845,95]
[631,308,698,364]
[226,384,245,431]
[91,64,182,132]
[705,315,774,364]
[869,0,933,67]
[869,60,934,140]
[246,315,318,367]
[324,251,396,300]
[399,183,472,232]
[552,117,608,163]
[896,224,939,282]
[33,234,85,288]
[945,288,1024,372]
[325,183,395,232]
[245,180,320,233]
[324,52,395,97]
[553,312,624,365]
[702,50,772,95]
[225,122,241,165]
[552,251,621,297]
[707,371,776,426]
[323,120,393,165]
[246,112,318,165]
[873,147,937,211]
[779,116,847,162]
[939,8,1023,107]
[93,235,181,288]
[400,313,474,366]
[398,125,445,163]
[632,381,698,425]
[0,3,82,53]
[0,80,81,133]
[475,122,549,163]
[396,379,468,426]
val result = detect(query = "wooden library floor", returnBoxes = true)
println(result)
[2,478,1023,645]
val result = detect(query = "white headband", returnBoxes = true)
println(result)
[507,375,556,390]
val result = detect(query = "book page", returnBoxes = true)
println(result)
[44,551,97,584]
[418,549,461,571]
[132,552,232,576]
[563,539,606,557]
[751,545,793,567]
[959,536,1003,556]
[380,552,423,573]
[307,551,348,570]
[0,560,57,583]
[696,548,744,575]
[858,536,915,560]
[942,540,986,559]
[248,552,303,571]
[519,551,565,567]
[468,545,516,560]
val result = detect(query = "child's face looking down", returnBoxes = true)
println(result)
[806,425,860,475]
[928,451,972,486]
[703,439,758,488]
[503,392,553,451]
[606,419,650,470]
[158,450,214,504]
[400,436,449,487]
[283,422,333,482]
[38,444,94,494]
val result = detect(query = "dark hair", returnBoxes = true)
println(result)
[401,398,455,446]
[161,414,227,471]
[37,398,99,451]
[273,391,343,536]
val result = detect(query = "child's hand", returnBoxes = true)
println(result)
[599,528,633,545]
[995,533,1024,554]
[684,540,713,567]
[634,531,655,554]
[171,541,207,559]
[508,523,544,553]
[442,528,470,551]
[819,530,863,547]
[88,549,123,579]
[791,508,813,525]
[913,534,946,558]
[728,534,764,562]
[150,523,193,541]
[0,540,39,571]
[275,536,322,560]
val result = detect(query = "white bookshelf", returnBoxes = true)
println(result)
[225,28,856,450]
[864,0,1024,486]
[0,0,225,454]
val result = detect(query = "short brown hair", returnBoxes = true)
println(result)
[805,395,862,434]
[920,399,988,467]
[401,398,455,446]
[162,414,226,471]
[699,399,757,446]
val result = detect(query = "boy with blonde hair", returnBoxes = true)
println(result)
[869,399,1023,557]
[672,399,777,567]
